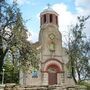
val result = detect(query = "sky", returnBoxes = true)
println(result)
[10,0,90,43]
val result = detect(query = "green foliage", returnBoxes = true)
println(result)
[0,0,20,72]
[0,0,39,83]
[3,58,19,83]
[79,81,90,90]
[67,16,90,83]
[0,0,21,81]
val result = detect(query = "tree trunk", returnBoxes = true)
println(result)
[71,60,77,84]
[0,48,4,82]
[0,39,9,81]
[0,36,3,72]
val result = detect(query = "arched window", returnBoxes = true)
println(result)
[32,71,38,78]
[56,16,58,25]
[50,14,53,23]
[32,68,38,78]
[40,17,42,25]
[43,14,46,23]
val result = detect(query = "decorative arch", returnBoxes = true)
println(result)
[42,58,63,85]
[43,58,63,73]
[46,64,60,73]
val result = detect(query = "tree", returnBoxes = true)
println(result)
[67,16,90,84]
[0,0,20,72]
[3,57,19,83]
[11,8,39,73]
[0,0,39,83]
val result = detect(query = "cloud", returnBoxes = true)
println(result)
[52,3,75,26]
[75,0,90,38]
[52,3,90,43]
[52,3,77,44]
[75,0,90,8]
[84,17,90,39]
[13,0,30,5]
[30,30,39,42]
[75,0,90,15]
[26,31,31,41]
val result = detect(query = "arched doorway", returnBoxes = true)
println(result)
[43,59,63,85]
[47,64,60,85]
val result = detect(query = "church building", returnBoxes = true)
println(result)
[20,5,74,87]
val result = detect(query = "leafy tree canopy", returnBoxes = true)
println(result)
[67,16,90,84]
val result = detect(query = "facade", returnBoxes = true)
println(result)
[20,6,74,86]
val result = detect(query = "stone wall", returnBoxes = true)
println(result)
[0,84,87,90]
[0,84,5,90]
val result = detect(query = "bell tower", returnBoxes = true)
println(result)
[40,4,58,26]
[39,5,62,60]
[39,5,64,85]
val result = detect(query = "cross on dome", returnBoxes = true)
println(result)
[47,3,51,9]
[40,4,58,18]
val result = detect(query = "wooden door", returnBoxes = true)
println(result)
[48,72,57,85]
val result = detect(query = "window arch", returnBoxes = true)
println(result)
[56,16,58,25]
[40,16,42,25]
[43,14,46,23]
[50,14,53,23]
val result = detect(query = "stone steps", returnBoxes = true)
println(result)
[0,84,87,90]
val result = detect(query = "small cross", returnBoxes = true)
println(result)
[47,3,51,9]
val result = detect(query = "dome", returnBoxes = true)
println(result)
[40,4,58,16]
[40,4,59,26]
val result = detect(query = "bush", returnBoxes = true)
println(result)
[79,81,90,90]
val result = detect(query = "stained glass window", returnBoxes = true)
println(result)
[32,71,38,78]
[32,68,38,78]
